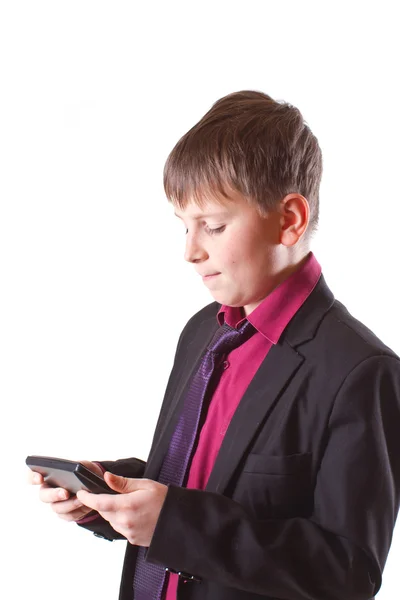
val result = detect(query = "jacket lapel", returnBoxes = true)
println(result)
[207,275,334,493]
[206,341,303,493]
[146,275,335,490]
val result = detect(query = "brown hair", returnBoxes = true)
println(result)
[164,90,322,235]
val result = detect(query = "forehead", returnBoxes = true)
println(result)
[174,207,232,220]
[173,190,247,220]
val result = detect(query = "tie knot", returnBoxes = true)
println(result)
[207,319,255,355]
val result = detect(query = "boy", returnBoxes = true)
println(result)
[30,90,400,600]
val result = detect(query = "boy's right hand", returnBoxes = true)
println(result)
[28,460,104,522]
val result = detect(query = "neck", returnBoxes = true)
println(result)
[242,249,312,317]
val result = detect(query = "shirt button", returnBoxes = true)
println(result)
[223,360,230,370]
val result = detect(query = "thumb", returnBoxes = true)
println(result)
[104,472,142,494]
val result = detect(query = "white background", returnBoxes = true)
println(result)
[1,1,399,598]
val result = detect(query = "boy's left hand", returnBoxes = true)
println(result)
[77,472,168,547]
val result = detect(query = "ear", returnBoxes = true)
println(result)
[279,194,310,246]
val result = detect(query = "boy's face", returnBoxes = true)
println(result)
[174,190,297,316]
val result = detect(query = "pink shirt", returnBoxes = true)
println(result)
[165,252,321,599]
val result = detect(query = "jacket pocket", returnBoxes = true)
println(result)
[243,451,312,475]
[233,452,313,518]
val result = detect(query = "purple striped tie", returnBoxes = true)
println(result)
[133,319,256,600]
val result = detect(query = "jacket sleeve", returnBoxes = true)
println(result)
[99,457,146,478]
[146,355,400,600]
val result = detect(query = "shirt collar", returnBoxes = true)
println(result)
[217,252,322,344]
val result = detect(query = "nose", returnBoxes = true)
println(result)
[184,231,208,263]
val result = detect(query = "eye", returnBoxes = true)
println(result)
[205,225,225,235]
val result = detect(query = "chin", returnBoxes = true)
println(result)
[211,293,241,308]
[209,292,228,305]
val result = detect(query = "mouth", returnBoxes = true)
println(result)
[202,273,220,280]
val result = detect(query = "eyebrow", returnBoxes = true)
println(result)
[174,211,229,220]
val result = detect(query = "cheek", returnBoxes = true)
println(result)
[224,242,275,287]
[223,236,259,270]
[221,236,251,265]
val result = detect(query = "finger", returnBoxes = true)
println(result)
[104,472,143,493]
[51,495,85,516]
[76,490,117,513]
[58,509,92,522]
[57,504,95,522]
[39,484,71,504]
[80,460,104,479]
[28,470,44,485]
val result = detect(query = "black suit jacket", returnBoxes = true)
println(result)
[81,275,400,600]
